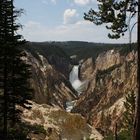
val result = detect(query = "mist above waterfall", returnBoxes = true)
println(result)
[69,65,83,91]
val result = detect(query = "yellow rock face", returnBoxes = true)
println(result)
[22,101,103,140]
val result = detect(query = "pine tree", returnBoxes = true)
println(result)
[84,0,138,39]
[84,1,140,139]
[0,0,32,139]
[123,92,136,136]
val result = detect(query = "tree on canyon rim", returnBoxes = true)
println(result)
[84,0,140,140]
[0,0,32,139]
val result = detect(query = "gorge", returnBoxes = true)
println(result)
[22,41,137,140]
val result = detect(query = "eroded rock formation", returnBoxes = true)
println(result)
[25,51,77,109]
[21,101,103,140]
[72,50,137,135]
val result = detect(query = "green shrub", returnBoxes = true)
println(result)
[6,123,46,140]
[104,130,131,140]
[103,132,114,140]
[31,124,46,134]
[118,130,131,140]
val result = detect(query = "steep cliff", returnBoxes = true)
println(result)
[24,43,77,109]
[72,49,137,135]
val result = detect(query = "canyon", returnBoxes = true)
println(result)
[22,41,137,140]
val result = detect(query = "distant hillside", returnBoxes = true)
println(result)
[24,42,70,62]
[24,41,137,62]
[51,41,137,61]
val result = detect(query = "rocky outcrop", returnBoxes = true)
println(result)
[72,50,137,135]
[22,101,103,140]
[48,55,71,78]
[25,51,77,109]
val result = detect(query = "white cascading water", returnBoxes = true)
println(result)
[69,65,83,91]
[66,65,83,112]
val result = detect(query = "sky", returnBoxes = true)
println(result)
[15,0,137,43]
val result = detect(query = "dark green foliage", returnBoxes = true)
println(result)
[57,41,137,61]
[103,132,114,140]
[104,130,131,140]
[26,41,137,63]
[0,122,46,140]
[7,127,29,140]
[0,0,32,139]
[25,42,70,62]
[84,0,138,39]
[123,92,136,132]
[118,130,131,140]
[29,124,46,135]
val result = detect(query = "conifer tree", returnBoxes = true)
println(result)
[123,92,136,135]
[84,1,139,139]
[0,0,32,139]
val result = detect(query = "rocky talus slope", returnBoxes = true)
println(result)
[21,101,103,140]
[72,50,137,135]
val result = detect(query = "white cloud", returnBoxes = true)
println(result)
[63,9,79,24]
[74,0,95,5]
[19,20,137,43]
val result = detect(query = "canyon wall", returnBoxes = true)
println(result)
[72,49,137,135]
[25,48,77,109]
[24,42,137,138]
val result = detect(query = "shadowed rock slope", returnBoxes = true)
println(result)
[24,43,77,109]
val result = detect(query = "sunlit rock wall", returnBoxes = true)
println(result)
[72,50,137,135]
[22,101,103,140]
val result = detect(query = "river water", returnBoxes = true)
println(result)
[66,65,83,112]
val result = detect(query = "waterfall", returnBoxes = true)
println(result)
[69,65,83,92]
[66,65,83,112]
